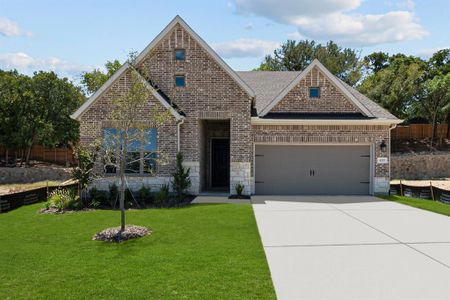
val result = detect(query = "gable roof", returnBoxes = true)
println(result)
[256,59,373,117]
[70,63,184,121]
[134,15,255,98]
[237,71,300,114]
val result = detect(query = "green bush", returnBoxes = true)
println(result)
[171,152,191,201]
[138,185,152,205]
[235,183,245,196]
[109,183,119,208]
[45,188,80,211]
[89,187,109,207]
[125,188,135,209]
[155,184,169,205]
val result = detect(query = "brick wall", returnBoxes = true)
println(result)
[78,69,178,178]
[271,66,360,114]
[137,23,253,194]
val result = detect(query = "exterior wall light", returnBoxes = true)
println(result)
[380,140,387,152]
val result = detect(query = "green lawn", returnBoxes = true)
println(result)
[0,203,275,300]
[381,195,450,217]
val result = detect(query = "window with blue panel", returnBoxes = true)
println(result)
[174,49,186,61]
[103,128,118,174]
[309,87,320,98]
[175,75,185,87]
[143,128,158,174]
[102,127,157,175]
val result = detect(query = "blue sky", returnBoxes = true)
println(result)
[0,0,448,81]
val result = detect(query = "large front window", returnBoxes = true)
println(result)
[103,128,157,175]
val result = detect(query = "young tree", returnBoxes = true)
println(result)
[257,40,362,86]
[72,145,98,201]
[80,60,122,95]
[97,56,171,233]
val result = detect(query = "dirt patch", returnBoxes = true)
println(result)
[93,225,151,242]
[391,179,450,190]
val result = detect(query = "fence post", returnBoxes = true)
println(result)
[400,180,403,196]
[430,181,435,201]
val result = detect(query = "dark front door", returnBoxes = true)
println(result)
[211,139,230,188]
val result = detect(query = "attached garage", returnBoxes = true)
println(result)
[255,145,371,195]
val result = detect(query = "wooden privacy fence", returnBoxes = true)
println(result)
[0,144,76,166]
[0,182,78,213]
[392,124,449,141]
[390,182,450,205]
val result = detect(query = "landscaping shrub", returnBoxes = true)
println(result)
[108,183,119,208]
[45,188,80,211]
[89,187,109,207]
[138,185,152,205]
[235,183,245,196]
[171,152,191,201]
[155,184,169,205]
[125,188,135,208]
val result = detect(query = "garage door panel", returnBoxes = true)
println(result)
[255,145,370,195]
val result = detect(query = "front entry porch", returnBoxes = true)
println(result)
[199,119,230,193]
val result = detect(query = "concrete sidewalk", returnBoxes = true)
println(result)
[252,196,450,300]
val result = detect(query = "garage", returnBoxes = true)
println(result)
[255,145,371,195]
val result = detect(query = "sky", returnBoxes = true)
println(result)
[0,0,448,81]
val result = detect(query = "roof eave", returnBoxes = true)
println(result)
[251,117,404,126]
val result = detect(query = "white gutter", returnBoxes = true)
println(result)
[251,117,404,126]
[177,118,185,153]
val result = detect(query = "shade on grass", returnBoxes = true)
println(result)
[381,195,450,217]
[0,204,275,299]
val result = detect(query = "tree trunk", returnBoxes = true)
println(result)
[25,136,35,165]
[5,149,8,166]
[119,135,127,234]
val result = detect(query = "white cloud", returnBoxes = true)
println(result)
[0,17,31,37]
[232,0,428,46]
[287,31,303,40]
[0,52,94,76]
[213,38,280,58]
[416,47,449,58]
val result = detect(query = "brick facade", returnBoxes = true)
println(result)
[78,69,178,180]
[271,66,360,114]
[75,17,396,196]
[136,24,253,194]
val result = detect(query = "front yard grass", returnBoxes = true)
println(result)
[381,195,450,217]
[0,203,275,299]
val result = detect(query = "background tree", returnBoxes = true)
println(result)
[257,40,362,86]
[358,54,427,119]
[80,60,121,95]
[0,70,32,165]
[412,74,450,146]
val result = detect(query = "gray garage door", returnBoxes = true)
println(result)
[255,145,370,195]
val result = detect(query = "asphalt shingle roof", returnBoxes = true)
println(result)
[237,70,399,120]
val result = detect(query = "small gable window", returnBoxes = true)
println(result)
[175,75,185,87]
[309,87,320,98]
[174,49,186,61]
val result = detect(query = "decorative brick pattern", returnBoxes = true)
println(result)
[271,66,361,114]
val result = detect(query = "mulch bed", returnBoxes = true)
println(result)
[228,195,251,200]
[93,225,151,243]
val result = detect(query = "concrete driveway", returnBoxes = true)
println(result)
[252,196,450,300]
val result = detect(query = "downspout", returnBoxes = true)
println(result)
[177,118,185,153]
